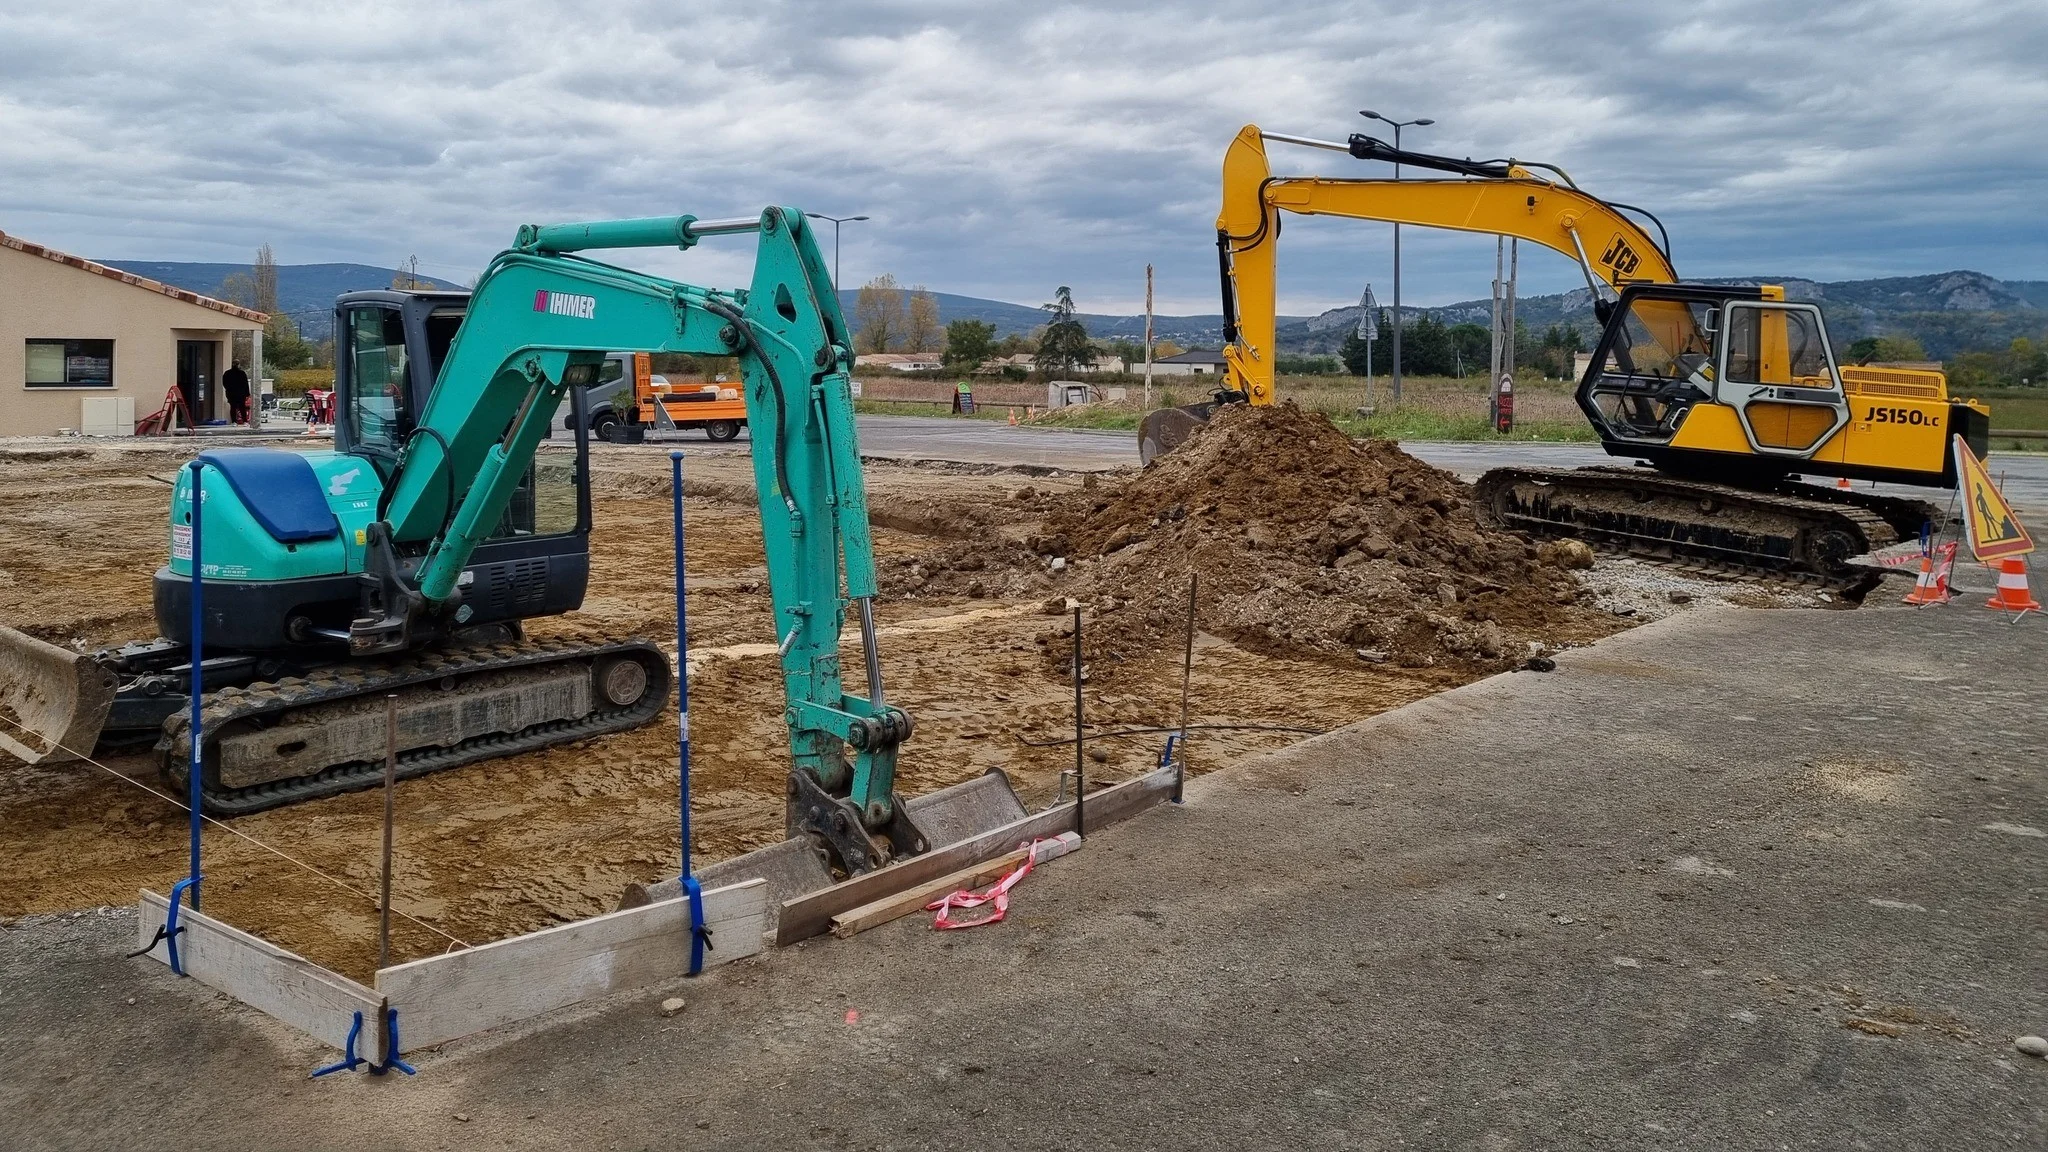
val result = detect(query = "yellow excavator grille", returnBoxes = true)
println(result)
[1841,367,1947,401]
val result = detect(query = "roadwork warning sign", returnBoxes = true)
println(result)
[1954,434,2034,561]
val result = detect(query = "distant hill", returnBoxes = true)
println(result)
[102,260,2041,361]
[93,261,464,341]
[1281,271,2048,360]
[830,289,1303,345]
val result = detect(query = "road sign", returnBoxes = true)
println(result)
[1954,434,2033,561]
[1356,286,1379,341]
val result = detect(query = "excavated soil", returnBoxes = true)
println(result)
[887,403,1622,676]
[0,430,1624,983]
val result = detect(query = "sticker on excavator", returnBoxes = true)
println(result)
[1953,434,2034,561]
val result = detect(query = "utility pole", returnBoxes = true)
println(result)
[1360,111,1435,403]
[1143,264,1155,412]
[1505,240,1519,380]
[1491,238,1504,423]
[803,213,871,290]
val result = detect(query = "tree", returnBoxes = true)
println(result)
[854,274,906,354]
[1847,334,1928,364]
[1339,329,1373,376]
[1530,323,1585,379]
[904,286,941,353]
[1107,339,1143,371]
[1152,338,1184,360]
[253,244,280,313]
[389,255,424,290]
[1400,315,1456,376]
[942,318,997,372]
[1448,323,1491,377]
[220,244,310,370]
[1033,286,1093,377]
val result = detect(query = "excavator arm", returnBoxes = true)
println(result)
[1215,123,1678,405]
[361,208,918,867]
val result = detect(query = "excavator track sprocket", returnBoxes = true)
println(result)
[1472,466,1942,596]
[157,632,670,816]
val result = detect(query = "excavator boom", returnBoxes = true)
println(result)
[1215,123,1674,406]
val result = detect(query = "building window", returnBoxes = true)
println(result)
[25,339,115,388]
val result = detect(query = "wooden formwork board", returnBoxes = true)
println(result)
[776,764,1177,946]
[137,889,387,1061]
[375,878,767,1053]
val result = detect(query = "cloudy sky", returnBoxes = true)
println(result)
[2,1,2043,315]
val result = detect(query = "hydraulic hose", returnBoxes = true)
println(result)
[702,297,799,520]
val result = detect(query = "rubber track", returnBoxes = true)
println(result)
[155,633,670,816]
[1473,466,1938,593]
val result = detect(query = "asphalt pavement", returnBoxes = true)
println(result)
[4,604,2042,1150]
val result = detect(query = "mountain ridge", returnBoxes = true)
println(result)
[106,259,2040,360]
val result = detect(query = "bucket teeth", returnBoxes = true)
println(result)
[0,625,116,765]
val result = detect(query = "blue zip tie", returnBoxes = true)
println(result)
[372,1006,417,1076]
[310,1011,366,1077]
[310,1006,416,1077]
[127,875,201,974]
[684,874,712,976]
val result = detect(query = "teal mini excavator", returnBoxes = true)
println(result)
[0,209,928,870]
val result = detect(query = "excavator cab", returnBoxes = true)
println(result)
[1578,284,1850,465]
[1578,286,1725,446]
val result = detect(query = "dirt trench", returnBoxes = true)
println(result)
[0,431,1622,982]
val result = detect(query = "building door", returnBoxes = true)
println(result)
[176,340,216,423]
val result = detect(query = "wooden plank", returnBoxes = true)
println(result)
[830,831,1083,939]
[376,878,766,1053]
[778,764,1175,946]
[136,890,384,1058]
[832,849,1029,939]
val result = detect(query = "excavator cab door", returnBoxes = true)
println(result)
[1578,289,1723,447]
[1713,302,1848,458]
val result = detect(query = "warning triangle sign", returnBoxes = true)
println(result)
[1954,434,2033,561]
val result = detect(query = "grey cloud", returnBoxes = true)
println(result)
[0,0,2040,316]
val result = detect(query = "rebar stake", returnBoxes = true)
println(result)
[1175,573,1197,803]
[1072,605,1085,839]
[377,693,397,973]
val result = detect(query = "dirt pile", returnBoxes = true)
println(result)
[891,402,1618,675]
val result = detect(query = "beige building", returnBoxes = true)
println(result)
[0,229,266,437]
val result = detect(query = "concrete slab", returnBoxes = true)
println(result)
[3,605,2042,1150]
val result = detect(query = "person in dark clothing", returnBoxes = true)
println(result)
[223,361,251,425]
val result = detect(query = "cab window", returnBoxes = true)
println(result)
[1724,304,1835,389]
[346,308,410,453]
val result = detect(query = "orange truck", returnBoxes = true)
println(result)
[574,351,748,442]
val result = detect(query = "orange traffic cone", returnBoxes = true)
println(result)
[1008,407,1018,426]
[1985,557,2041,612]
[1903,544,1955,605]
[1836,476,1853,491]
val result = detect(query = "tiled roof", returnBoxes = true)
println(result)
[0,229,268,323]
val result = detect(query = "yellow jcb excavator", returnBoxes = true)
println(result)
[1140,124,1991,588]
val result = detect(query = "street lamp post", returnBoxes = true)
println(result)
[1359,111,1433,402]
[803,212,870,291]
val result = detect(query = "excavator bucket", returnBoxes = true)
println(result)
[0,626,117,765]
[1138,404,1215,466]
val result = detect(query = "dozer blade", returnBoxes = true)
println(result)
[0,625,117,765]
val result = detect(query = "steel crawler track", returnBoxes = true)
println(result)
[156,633,670,816]
[1473,466,1943,596]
